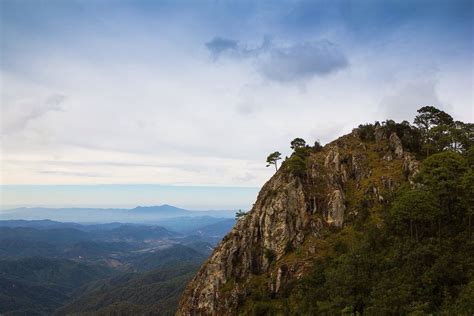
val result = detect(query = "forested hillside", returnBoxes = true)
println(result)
[0,219,232,315]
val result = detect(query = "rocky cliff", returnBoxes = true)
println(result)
[177,129,419,315]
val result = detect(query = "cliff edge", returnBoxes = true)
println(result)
[177,126,421,315]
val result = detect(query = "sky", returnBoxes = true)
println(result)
[1,0,473,209]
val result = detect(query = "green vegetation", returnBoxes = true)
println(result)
[266,151,282,172]
[235,209,248,219]
[240,107,474,315]
[286,137,312,177]
[57,263,200,316]
[285,153,308,177]
[356,106,472,159]
[0,257,115,315]
[290,137,306,150]
[0,221,227,315]
[390,187,441,241]
[358,123,376,141]
[264,248,276,264]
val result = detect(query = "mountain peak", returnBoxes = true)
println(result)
[177,127,422,315]
[132,204,185,211]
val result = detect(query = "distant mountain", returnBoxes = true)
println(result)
[130,205,236,219]
[103,224,178,241]
[167,218,237,247]
[127,244,207,272]
[190,218,236,237]
[130,204,192,217]
[0,204,236,223]
[0,227,91,245]
[0,219,83,230]
[157,216,235,234]
[0,225,178,245]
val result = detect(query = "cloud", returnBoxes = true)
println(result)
[1,0,472,193]
[205,36,348,82]
[235,102,258,115]
[1,93,65,135]
[205,37,239,60]
[257,40,348,82]
[39,170,104,177]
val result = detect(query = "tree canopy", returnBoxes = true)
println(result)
[266,151,282,172]
[290,138,306,150]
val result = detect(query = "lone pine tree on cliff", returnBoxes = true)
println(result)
[266,151,282,172]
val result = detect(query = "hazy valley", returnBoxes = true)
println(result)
[0,207,235,315]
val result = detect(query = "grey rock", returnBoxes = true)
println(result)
[374,123,385,142]
[389,132,404,158]
[327,189,345,227]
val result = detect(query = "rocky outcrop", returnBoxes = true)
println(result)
[327,189,345,227]
[324,146,340,172]
[389,132,404,158]
[374,123,385,142]
[403,152,420,183]
[177,172,310,315]
[351,152,367,181]
[177,131,419,315]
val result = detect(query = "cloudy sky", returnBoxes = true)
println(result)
[1,0,473,209]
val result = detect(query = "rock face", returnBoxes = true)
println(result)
[403,152,420,183]
[327,189,345,227]
[374,123,386,142]
[177,172,308,315]
[177,131,417,315]
[389,132,404,158]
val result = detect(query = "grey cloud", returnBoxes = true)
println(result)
[205,37,239,60]
[257,41,348,82]
[205,36,348,82]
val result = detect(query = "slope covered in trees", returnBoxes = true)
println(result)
[57,263,200,316]
[0,257,115,315]
[0,220,233,315]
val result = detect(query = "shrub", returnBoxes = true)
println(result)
[264,248,276,263]
[286,155,307,177]
[358,124,375,141]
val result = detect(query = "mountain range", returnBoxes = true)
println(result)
[0,204,236,224]
[0,217,236,315]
